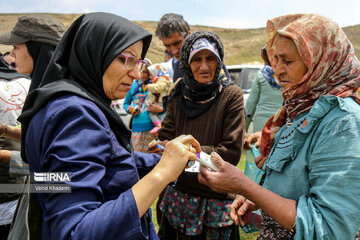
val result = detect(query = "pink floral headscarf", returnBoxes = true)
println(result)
[259,14,360,163]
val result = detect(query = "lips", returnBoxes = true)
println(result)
[122,83,132,89]
[278,78,289,84]
[199,72,210,77]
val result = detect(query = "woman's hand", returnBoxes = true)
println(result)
[255,155,266,170]
[198,152,244,194]
[243,131,262,150]
[133,134,200,217]
[147,103,163,113]
[230,195,257,226]
[156,135,200,183]
[147,140,168,155]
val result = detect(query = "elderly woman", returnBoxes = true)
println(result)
[18,12,200,239]
[154,31,245,239]
[199,14,360,240]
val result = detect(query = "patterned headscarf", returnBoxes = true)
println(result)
[259,14,360,161]
[169,31,233,118]
[261,65,281,89]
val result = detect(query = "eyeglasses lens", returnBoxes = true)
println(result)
[125,56,137,70]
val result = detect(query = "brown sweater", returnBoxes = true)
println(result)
[158,84,245,199]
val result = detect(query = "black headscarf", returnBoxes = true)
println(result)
[25,41,56,92]
[0,53,29,80]
[18,12,152,160]
[169,31,233,118]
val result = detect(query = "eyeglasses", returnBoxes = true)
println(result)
[119,54,147,70]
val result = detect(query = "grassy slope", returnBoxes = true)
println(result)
[1,13,359,65]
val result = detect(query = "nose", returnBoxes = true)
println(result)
[170,46,179,57]
[10,48,15,58]
[274,61,285,77]
[129,65,141,80]
[199,59,209,70]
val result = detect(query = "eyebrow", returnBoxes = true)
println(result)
[164,40,182,47]
[122,50,136,57]
[275,53,286,58]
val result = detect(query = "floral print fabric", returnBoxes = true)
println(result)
[257,210,295,240]
[159,186,235,239]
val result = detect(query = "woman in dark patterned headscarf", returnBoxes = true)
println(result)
[199,14,360,240]
[156,31,245,240]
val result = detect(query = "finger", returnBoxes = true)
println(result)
[197,168,209,185]
[254,140,261,149]
[238,214,248,227]
[186,143,197,153]
[258,160,265,170]
[174,143,198,161]
[148,139,158,148]
[175,135,201,152]
[238,200,251,215]
[230,206,239,225]
[255,155,264,169]
[185,135,201,152]
[243,142,252,150]
[210,152,224,169]
[199,164,212,176]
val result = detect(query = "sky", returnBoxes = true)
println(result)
[2,0,360,29]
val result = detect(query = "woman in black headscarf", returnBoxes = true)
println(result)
[153,31,245,240]
[18,12,200,240]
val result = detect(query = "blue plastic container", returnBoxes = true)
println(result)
[244,144,263,184]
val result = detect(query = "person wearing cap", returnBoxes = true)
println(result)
[0,14,66,162]
[0,14,66,93]
[149,31,245,239]
[0,14,65,240]
[0,14,66,150]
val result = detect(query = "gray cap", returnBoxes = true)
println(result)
[0,14,66,46]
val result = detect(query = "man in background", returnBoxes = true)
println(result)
[152,12,191,227]
[155,13,191,83]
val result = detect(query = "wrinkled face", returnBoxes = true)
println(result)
[102,41,143,100]
[161,32,187,60]
[273,35,308,91]
[10,43,33,74]
[190,49,218,84]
